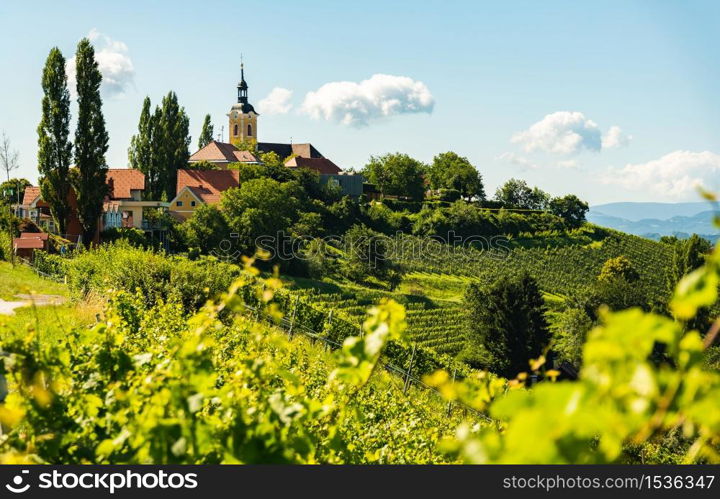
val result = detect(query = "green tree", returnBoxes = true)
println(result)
[198,114,214,149]
[668,234,712,332]
[550,307,593,367]
[156,92,190,200]
[37,47,73,235]
[220,178,302,255]
[668,234,711,289]
[548,194,588,228]
[0,178,31,205]
[362,153,425,201]
[464,273,549,376]
[598,256,640,283]
[427,151,485,200]
[178,204,230,254]
[72,38,109,246]
[494,178,549,210]
[342,224,401,288]
[186,160,217,171]
[128,97,157,197]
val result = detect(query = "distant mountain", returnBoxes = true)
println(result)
[590,202,713,221]
[587,203,719,241]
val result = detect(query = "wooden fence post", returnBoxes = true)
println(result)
[323,309,333,349]
[288,297,298,337]
[403,343,417,395]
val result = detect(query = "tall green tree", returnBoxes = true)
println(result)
[128,97,157,197]
[156,92,190,200]
[361,153,425,201]
[427,151,485,200]
[198,114,214,149]
[37,47,73,235]
[464,273,549,376]
[72,38,109,245]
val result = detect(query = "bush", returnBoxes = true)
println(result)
[100,227,148,247]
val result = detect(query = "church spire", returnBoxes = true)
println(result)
[238,57,248,103]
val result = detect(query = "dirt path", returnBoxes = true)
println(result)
[0,294,67,315]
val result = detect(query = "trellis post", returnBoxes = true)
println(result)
[403,343,417,394]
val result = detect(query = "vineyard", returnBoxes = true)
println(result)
[291,285,467,356]
[392,227,673,302]
[282,226,674,361]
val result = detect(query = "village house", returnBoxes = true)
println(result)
[18,169,169,244]
[170,169,239,220]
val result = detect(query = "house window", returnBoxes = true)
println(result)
[176,201,183,207]
[247,124,252,136]
[190,201,196,207]
[233,124,238,136]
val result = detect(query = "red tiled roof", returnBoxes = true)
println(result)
[22,186,41,206]
[284,156,342,175]
[13,237,45,249]
[20,232,49,240]
[176,169,240,205]
[106,169,145,199]
[189,141,259,164]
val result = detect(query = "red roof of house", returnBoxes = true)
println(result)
[284,156,342,175]
[176,169,240,205]
[189,141,259,164]
[22,186,41,206]
[20,232,49,240]
[106,169,145,199]
[13,237,45,249]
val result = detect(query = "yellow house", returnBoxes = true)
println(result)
[169,169,240,220]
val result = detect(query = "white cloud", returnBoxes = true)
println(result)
[258,87,293,115]
[301,74,434,126]
[512,111,629,155]
[557,159,578,169]
[497,152,538,171]
[602,125,631,149]
[67,29,135,99]
[601,150,720,200]
[512,111,602,154]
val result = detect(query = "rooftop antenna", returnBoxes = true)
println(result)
[290,136,293,145]
[220,125,225,143]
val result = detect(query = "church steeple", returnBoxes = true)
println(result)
[238,60,248,104]
[228,58,258,145]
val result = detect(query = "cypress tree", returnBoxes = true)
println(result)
[72,38,109,246]
[128,97,157,197]
[157,92,189,200]
[149,105,165,200]
[37,47,73,235]
[198,114,214,149]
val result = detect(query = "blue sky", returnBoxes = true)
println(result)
[1,0,720,204]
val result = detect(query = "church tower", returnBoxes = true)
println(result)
[228,62,258,144]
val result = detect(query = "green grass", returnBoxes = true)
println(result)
[0,262,67,300]
[397,271,470,303]
[0,301,101,344]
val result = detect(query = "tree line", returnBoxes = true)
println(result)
[361,152,588,227]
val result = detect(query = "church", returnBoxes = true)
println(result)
[170,64,364,220]
[189,63,344,176]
